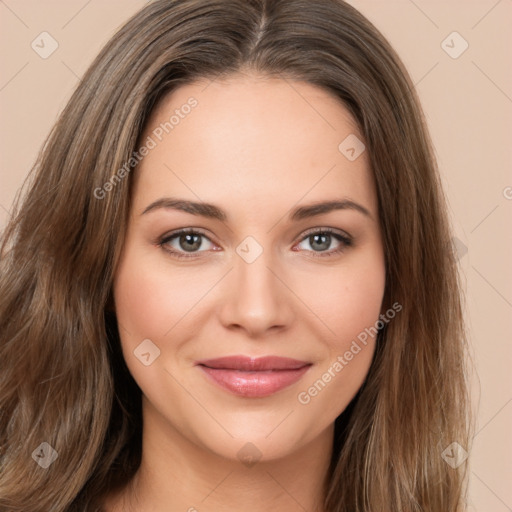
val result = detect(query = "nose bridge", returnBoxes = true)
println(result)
[218,237,293,335]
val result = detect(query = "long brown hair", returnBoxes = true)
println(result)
[0,1,472,510]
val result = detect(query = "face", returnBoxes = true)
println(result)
[113,73,386,462]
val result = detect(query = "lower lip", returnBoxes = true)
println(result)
[198,365,311,398]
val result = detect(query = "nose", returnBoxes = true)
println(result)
[217,247,295,338]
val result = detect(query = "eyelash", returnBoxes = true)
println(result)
[157,227,353,260]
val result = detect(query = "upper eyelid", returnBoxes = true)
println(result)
[300,226,351,239]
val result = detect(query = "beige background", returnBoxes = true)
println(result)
[1,1,511,509]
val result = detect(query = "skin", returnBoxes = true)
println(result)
[107,71,386,512]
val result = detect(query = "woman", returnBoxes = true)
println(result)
[0,0,472,510]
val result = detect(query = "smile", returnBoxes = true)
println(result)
[195,355,313,398]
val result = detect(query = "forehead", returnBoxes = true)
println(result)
[132,73,376,217]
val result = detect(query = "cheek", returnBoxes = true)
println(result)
[335,263,385,338]
[112,247,220,386]
[113,248,203,342]
[296,250,385,409]
[308,251,386,349]
[112,250,193,395]
[113,261,169,341]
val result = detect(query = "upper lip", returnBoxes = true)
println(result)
[196,355,311,371]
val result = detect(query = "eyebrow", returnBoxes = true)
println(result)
[141,197,371,221]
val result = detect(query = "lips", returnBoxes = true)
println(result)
[196,355,312,398]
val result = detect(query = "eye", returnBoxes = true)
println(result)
[157,227,353,260]
[294,227,353,258]
[158,228,216,259]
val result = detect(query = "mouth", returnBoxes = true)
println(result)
[195,355,312,398]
